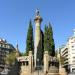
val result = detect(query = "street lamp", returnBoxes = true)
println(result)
[37,58,39,75]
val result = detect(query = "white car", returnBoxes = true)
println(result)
[1,68,10,75]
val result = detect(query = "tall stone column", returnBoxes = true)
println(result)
[29,51,33,73]
[44,51,49,74]
[34,9,43,68]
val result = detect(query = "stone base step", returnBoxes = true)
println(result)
[48,69,59,73]
[47,73,59,75]
[48,66,59,73]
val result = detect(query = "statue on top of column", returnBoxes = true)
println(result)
[36,8,40,16]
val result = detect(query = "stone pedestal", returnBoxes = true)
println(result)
[44,51,49,74]
[29,51,33,73]
[48,66,59,75]
[17,51,33,75]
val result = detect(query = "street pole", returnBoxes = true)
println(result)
[37,58,39,75]
[38,69,39,75]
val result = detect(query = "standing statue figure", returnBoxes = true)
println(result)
[36,9,40,16]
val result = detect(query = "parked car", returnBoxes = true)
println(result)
[1,68,10,75]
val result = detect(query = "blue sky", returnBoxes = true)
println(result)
[0,0,75,52]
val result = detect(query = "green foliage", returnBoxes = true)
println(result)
[44,25,48,51]
[41,30,44,63]
[26,20,34,55]
[48,23,55,56]
[44,23,55,56]
[20,52,25,56]
[20,52,28,56]
[5,52,16,66]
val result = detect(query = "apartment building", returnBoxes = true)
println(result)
[0,38,16,67]
[60,29,75,73]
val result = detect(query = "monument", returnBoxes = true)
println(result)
[34,9,43,68]
[16,10,67,75]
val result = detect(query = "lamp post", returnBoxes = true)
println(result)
[37,58,39,75]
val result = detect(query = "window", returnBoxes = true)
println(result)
[72,60,75,63]
[0,44,1,47]
[7,45,10,48]
[72,68,75,73]
[73,57,75,59]
[72,49,75,50]
[72,46,74,48]
[26,61,29,66]
[2,44,5,47]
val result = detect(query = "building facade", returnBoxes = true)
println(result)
[60,45,68,71]
[0,38,16,67]
[60,29,75,73]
